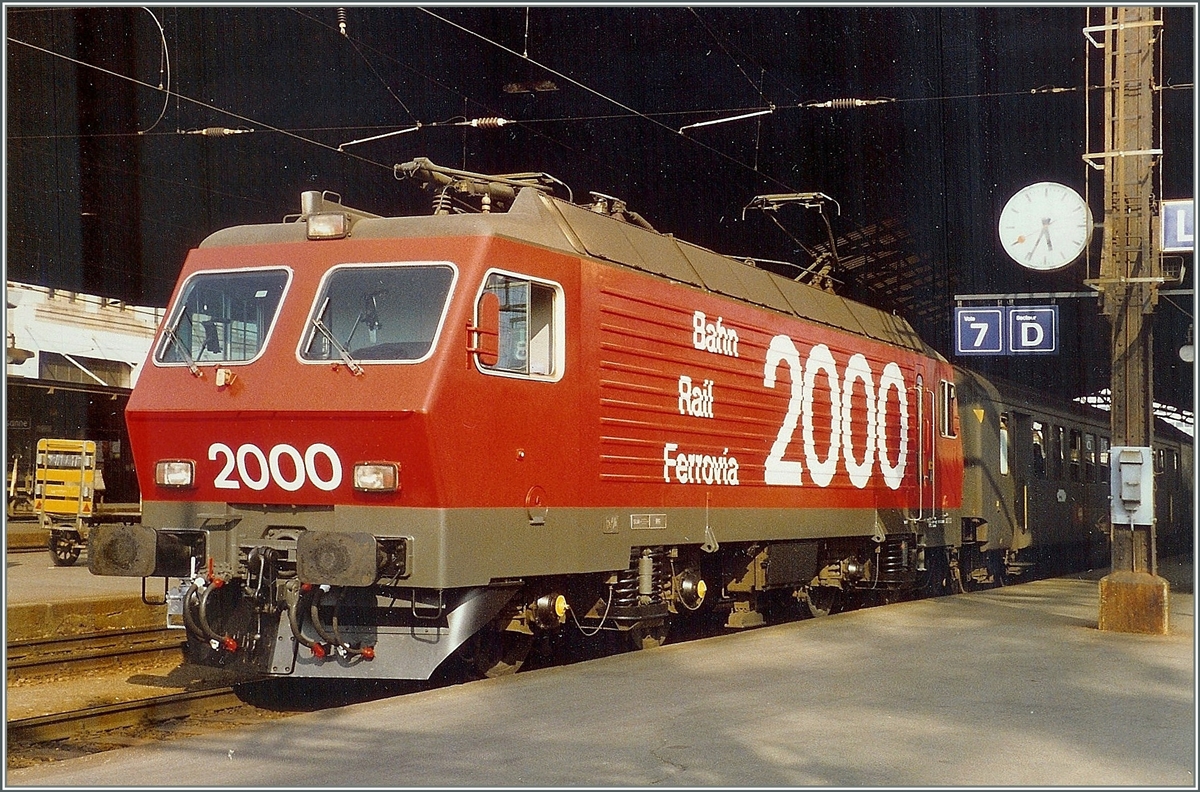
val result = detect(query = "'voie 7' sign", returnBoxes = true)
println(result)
[955,305,1058,356]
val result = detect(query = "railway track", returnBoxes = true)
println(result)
[7,687,242,744]
[7,627,186,682]
[5,627,259,763]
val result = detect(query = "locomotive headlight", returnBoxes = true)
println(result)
[353,462,399,492]
[155,460,195,488]
[306,213,349,240]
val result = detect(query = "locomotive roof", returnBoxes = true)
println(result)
[200,187,937,357]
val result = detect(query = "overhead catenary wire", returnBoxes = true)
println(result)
[418,8,806,195]
[138,7,170,135]
[12,12,1108,195]
[688,7,773,107]
[287,6,604,173]
[338,117,511,150]
[6,35,395,174]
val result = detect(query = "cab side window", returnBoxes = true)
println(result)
[476,271,564,380]
[939,381,959,438]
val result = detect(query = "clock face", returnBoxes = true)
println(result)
[998,182,1093,271]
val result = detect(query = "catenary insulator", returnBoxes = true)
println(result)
[469,117,510,129]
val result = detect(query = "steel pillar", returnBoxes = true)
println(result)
[1090,7,1168,633]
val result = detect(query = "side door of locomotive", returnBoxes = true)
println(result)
[911,366,937,523]
[467,266,575,522]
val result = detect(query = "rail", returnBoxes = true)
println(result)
[7,627,185,681]
[7,687,240,743]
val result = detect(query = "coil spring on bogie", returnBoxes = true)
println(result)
[613,568,639,609]
[613,547,671,609]
[873,537,911,585]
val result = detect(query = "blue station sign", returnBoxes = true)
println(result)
[1161,199,1194,253]
[954,307,1004,355]
[955,305,1059,356]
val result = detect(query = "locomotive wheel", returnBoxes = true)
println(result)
[49,531,82,567]
[805,586,841,618]
[471,629,534,678]
[628,622,668,650]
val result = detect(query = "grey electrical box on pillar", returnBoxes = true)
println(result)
[1110,446,1154,525]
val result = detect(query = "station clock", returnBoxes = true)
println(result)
[998,181,1093,271]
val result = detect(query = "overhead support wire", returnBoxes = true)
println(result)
[138,7,170,134]
[678,106,774,135]
[339,124,423,150]
[339,117,511,150]
[7,35,394,171]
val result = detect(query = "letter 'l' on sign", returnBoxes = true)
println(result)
[1162,198,1194,253]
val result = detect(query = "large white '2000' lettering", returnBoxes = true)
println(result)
[762,335,908,490]
[209,442,342,492]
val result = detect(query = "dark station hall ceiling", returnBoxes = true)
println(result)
[4,5,1195,414]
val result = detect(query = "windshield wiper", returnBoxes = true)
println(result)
[309,304,364,376]
[164,324,202,377]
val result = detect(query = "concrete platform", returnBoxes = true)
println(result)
[8,572,1194,787]
[4,520,45,552]
[5,545,165,641]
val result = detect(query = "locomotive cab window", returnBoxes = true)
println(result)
[300,262,456,365]
[473,271,565,381]
[156,268,290,367]
[939,381,958,438]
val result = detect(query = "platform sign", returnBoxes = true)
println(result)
[955,307,1004,355]
[1007,306,1058,354]
[955,305,1059,356]
[1161,199,1194,253]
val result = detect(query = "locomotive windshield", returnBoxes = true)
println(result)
[156,268,289,366]
[300,263,456,364]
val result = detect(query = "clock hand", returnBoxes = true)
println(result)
[1026,225,1048,260]
[1042,217,1053,251]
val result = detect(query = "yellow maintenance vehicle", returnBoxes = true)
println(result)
[32,438,140,566]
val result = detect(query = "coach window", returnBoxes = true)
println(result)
[1099,436,1110,481]
[1069,429,1082,482]
[1084,433,1096,482]
[1031,421,1046,479]
[999,412,1010,476]
[1050,425,1065,480]
[939,381,959,438]
[475,271,564,381]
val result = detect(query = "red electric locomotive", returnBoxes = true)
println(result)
[91,159,971,680]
